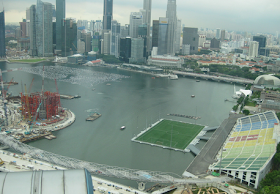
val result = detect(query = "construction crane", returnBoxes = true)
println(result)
[55,79,61,108]
[28,78,35,94]
[25,102,42,135]
[24,84,31,122]
[3,77,14,99]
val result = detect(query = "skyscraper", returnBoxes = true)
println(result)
[220,30,225,41]
[138,24,147,58]
[253,35,266,55]
[157,17,169,55]
[216,28,221,39]
[29,5,37,56]
[175,19,181,53]
[152,20,159,48]
[166,0,177,55]
[103,0,113,30]
[129,12,143,38]
[0,10,5,58]
[130,38,145,63]
[56,0,65,51]
[36,0,53,57]
[249,41,259,58]
[119,37,131,63]
[143,0,152,52]
[182,27,199,54]
[110,20,121,57]
[61,19,77,57]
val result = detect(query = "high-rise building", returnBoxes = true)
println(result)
[253,35,267,55]
[95,20,103,34]
[82,20,88,30]
[198,35,206,47]
[56,0,65,51]
[103,0,113,30]
[221,30,225,41]
[20,20,27,37]
[210,38,220,49]
[249,41,259,58]
[129,12,143,38]
[152,20,159,48]
[61,19,77,57]
[130,38,145,63]
[29,5,37,56]
[92,32,101,53]
[110,20,121,57]
[183,27,199,54]
[120,24,129,38]
[175,19,181,53]
[90,20,95,32]
[81,32,92,53]
[166,0,177,55]
[26,8,30,37]
[119,37,131,63]
[102,32,111,55]
[36,1,53,57]
[138,24,147,58]
[157,17,169,55]
[216,28,221,39]
[0,10,5,58]
[143,0,152,52]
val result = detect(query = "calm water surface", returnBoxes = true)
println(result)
[0,61,244,186]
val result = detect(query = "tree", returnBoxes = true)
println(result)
[261,186,280,194]
[260,170,280,188]
[232,105,238,112]
[243,109,250,115]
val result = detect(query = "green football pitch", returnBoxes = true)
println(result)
[135,120,205,150]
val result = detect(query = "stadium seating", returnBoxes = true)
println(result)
[213,111,278,171]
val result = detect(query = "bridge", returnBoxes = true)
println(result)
[0,134,230,184]
[172,71,254,85]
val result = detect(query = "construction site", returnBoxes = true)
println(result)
[0,67,76,143]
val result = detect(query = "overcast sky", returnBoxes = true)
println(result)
[2,0,280,34]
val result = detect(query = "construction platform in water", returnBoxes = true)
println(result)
[132,119,206,151]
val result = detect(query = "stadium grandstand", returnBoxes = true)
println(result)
[209,111,280,189]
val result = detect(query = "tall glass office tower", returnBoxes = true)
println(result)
[56,0,65,51]
[166,0,177,55]
[103,0,113,30]
[157,17,168,55]
[0,10,6,58]
[36,0,53,57]
[143,0,152,53]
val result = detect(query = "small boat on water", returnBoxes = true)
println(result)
[191,95,195,98]
[92,88,95,91]
[74,95,81,98]
[196,80,200,82]
[120,126,126,130]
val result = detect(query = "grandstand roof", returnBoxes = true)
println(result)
[210,111,279,172]
[254,75,280,86]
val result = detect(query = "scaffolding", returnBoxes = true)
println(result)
[21,91,61,120]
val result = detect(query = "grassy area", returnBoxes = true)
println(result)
[10,59,46,63]
[136,119,205,150]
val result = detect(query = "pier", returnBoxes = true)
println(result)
[172,70,254,85]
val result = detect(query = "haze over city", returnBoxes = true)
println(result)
[2,0,280,33]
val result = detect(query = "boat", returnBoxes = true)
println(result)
[74,95,81,98]
[92,88,95,91]
[191,95,195,98]
[196,80,200,82]
[120,126,126,130]
[106,83,111,86]
[169,75,178,80]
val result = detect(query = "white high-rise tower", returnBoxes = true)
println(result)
[166,0,177,55]
[143,0,152,52]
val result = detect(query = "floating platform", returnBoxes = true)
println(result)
[60,94,74,99]
[20,132,52,143]
[86,113,102,121]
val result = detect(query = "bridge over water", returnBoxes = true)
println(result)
[0,134,230,184]
[172,71,254,85]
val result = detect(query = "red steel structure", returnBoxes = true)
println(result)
[21,91,61,120]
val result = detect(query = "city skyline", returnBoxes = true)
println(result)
[2,0,280,34]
